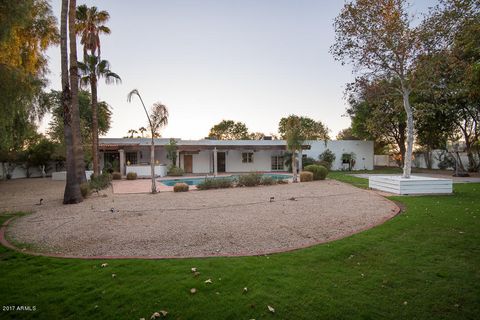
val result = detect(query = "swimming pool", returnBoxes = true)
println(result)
[159,173,292,186]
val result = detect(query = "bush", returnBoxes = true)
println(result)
[277,179,289,184]
[304,164,328,180]
[300,171,313,182]
[302,157,318,169]
[173,182,189,192]
[112,172,122,180]
[80,182,91,198]
[260,176,277,185]
[126,172,137,180]
[318,149,336,170]
[168,166,184,176]
[89,171,112,191]
[197,178,233,190]
[237,173,262,187]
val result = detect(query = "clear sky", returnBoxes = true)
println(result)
[43,0,436,140]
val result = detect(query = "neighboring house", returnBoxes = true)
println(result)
[99,138,374,177]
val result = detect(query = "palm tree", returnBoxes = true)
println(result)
[138,126,147,137]
[78,55,121,177]
[61,0,82,203]
[127,129,138,139]
[75,4,110,60]
[68,0,86,185]
[127,90,169,194]
[284,116,304,183]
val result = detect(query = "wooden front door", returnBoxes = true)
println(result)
[184,155,193,173]
[217,152,226,173]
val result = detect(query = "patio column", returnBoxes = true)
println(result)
[298,149,303,172]
[176,150,180,167]
[119,149,125,176]
[213,147,218,176]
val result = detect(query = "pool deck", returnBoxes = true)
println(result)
[112,172,292,194]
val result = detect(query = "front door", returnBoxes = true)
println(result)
[217,152,226,173]
[184,155,193,173]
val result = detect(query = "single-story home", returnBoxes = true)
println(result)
[98,138,374,177]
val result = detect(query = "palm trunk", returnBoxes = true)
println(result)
[150,136,157,193]
[292,151,298,182]
[61,0,82,204]
[90,75,100,176]
[69,0,86,184]
[402,88,414,178]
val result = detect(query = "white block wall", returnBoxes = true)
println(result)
[304,140,374,171]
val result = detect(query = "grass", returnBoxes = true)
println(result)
[0,172,479,319]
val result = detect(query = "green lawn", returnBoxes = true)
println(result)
[1,173,479,319]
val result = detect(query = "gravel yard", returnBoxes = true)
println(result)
[1,178,399,258]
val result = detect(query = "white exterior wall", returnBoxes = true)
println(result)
[304,140,374,171]
[225,150,281,172]
[192,151,211,173]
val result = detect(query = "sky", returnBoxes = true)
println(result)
[43,0,436,140]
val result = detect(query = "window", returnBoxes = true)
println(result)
[126,152,138,165]
[271,155,284,171]
[242,152,254,163]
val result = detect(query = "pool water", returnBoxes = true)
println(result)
[159,173,291,186]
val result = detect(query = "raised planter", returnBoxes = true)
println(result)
[126,164,167,178]
[369,175,453,195]
[52,170,94,181]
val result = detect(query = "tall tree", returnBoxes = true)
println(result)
[415,0,480,171]
[128,89,169,194]
[47,89,112,164]
[78,55,120,176]
[208,120,250,140]
[278,116,329,140]
[61,0,82,203]
[347,78,408,165]
[0,0,58,167]
[68,0,86,184]
[336,128,361,141]
[75,4,110,60]
[331,0,425,178]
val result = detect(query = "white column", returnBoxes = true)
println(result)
[119,149,125,176]
[213,147,218,176]
[298,149,303,171]
[176,151,180,167]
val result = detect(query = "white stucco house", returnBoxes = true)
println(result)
[98,138,374,177]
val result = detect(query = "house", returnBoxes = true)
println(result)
[98,138,374,177]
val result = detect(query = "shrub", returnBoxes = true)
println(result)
[197,178,233,190]
[260,176,277,185]
[277,179,289,184]
[168,166,184,176]
[302,157,318,169]
[304,164,328,180]
[89,171,112,191]
[300,171,313,182]
[318,149,336,170]
[112,172,122,180]
[80,182,91,198]
[126,172,137,180]
[173,182,189,192]
[237,173,262,187]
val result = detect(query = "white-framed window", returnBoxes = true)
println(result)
[242,152,254,163]
[271,155,284,171]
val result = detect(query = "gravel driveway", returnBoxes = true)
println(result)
[2,178,399,258]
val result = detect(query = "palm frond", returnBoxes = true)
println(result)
[127,89,140,103]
